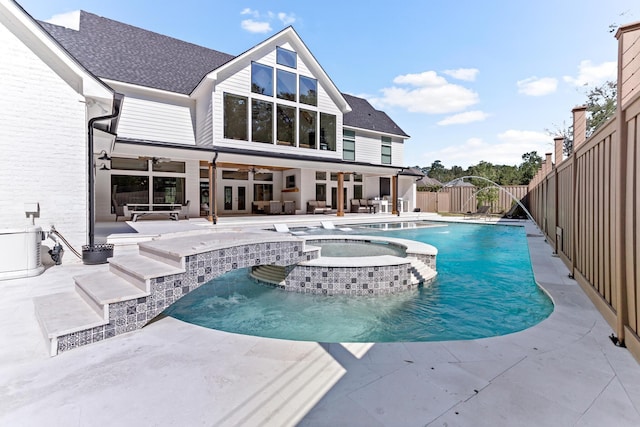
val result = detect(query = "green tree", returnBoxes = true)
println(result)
[586,80,616,136]
[518,151,542,184]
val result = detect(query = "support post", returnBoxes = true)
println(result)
[337,172,344,217]
[392,175,398,215]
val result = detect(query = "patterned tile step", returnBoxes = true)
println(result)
[34,291,107,339]
[75,271,149,305]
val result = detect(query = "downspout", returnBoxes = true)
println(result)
[87,98,121,248]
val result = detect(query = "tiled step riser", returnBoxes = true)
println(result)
[109,264,148,292]
[138,246,183,269]
[75,284,107,318]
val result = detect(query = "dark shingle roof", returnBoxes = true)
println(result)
[342,94,409,137]
[39,11,234,94]
[38,11,408,137]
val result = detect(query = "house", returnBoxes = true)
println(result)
[0,0,416,253]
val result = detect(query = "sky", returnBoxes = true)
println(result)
[16,0,640,169]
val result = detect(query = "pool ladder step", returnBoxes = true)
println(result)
[250,265,287,287]
[409,259,437,286]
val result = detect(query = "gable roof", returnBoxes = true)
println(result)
[38,11,234,94]
[342,94,409,137]
[38,10,408,137]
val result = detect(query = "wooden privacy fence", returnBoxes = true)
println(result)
[528,21,640,362]
[416,185,528,214]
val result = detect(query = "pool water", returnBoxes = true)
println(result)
[164,223,553,342]
[311,240,406,257]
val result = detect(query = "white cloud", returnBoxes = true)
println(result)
[563,60,617,86]
[240,9,295,33]
[240,8,258,17]
[517,76,558,96]
[437,110,490,126]
[44,10,80,30]
[422,130,552,168]
[443,68,479,82]
[370,71,479,114]
[278,12,296,25]
[241,19,272,33]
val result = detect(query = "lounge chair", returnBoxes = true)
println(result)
[273,223,307,235]
[465,205,491,220]
[321,221,353,232]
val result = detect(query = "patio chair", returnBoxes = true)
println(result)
[178,200,190,219]
[111,193,125,222]
[265,200,283,215]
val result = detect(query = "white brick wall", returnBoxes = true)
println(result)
[0,23,88,255]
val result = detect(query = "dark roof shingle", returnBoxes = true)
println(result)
[39,11,408,137]
[39,11,234,94]
[342,94,409,137]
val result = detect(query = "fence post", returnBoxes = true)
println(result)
[570,106,587,280]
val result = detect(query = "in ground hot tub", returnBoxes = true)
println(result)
[251,235,437,296]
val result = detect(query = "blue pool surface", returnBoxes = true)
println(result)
[164,223,553,342]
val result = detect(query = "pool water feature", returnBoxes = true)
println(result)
[164,223,553,342]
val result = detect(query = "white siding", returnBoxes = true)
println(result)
[118,97,196,145]
[211,44,344,161]
[0,23,88,253]
[352,130,405,167]
[195,91,213,146]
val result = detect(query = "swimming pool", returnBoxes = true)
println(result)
[164,223,553,342]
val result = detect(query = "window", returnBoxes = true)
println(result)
[354,185,363,199]
[251,100,273,143]
[224,93,248,140]
[299,76,317,106]
[254,184,273,201]
[277,69,296,101]
[286,175,296,188]
[276,47,297,68]
[319,113,336,151]
[343,130,355,161]
[222,170,249,180]
[381,136,392,164]
[276,105,296,146]
[111,157,148,171]
[253,172,273,181]
[153,177,185,204]
[251,63,273,96]
[380,177,391,196]
[152,161,185,173]
[315,171,326,180]
[330,172,338,181]
[315,183,326,201]
[353,173,363,182]
[299,109,316,149]
[111,175,149,205]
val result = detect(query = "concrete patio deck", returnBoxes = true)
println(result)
[1,214,639,426]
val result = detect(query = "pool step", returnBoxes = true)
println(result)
[250,265,287,287]
[409,259,437,286]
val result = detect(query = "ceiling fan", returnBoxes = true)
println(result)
[139,156,171,165]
